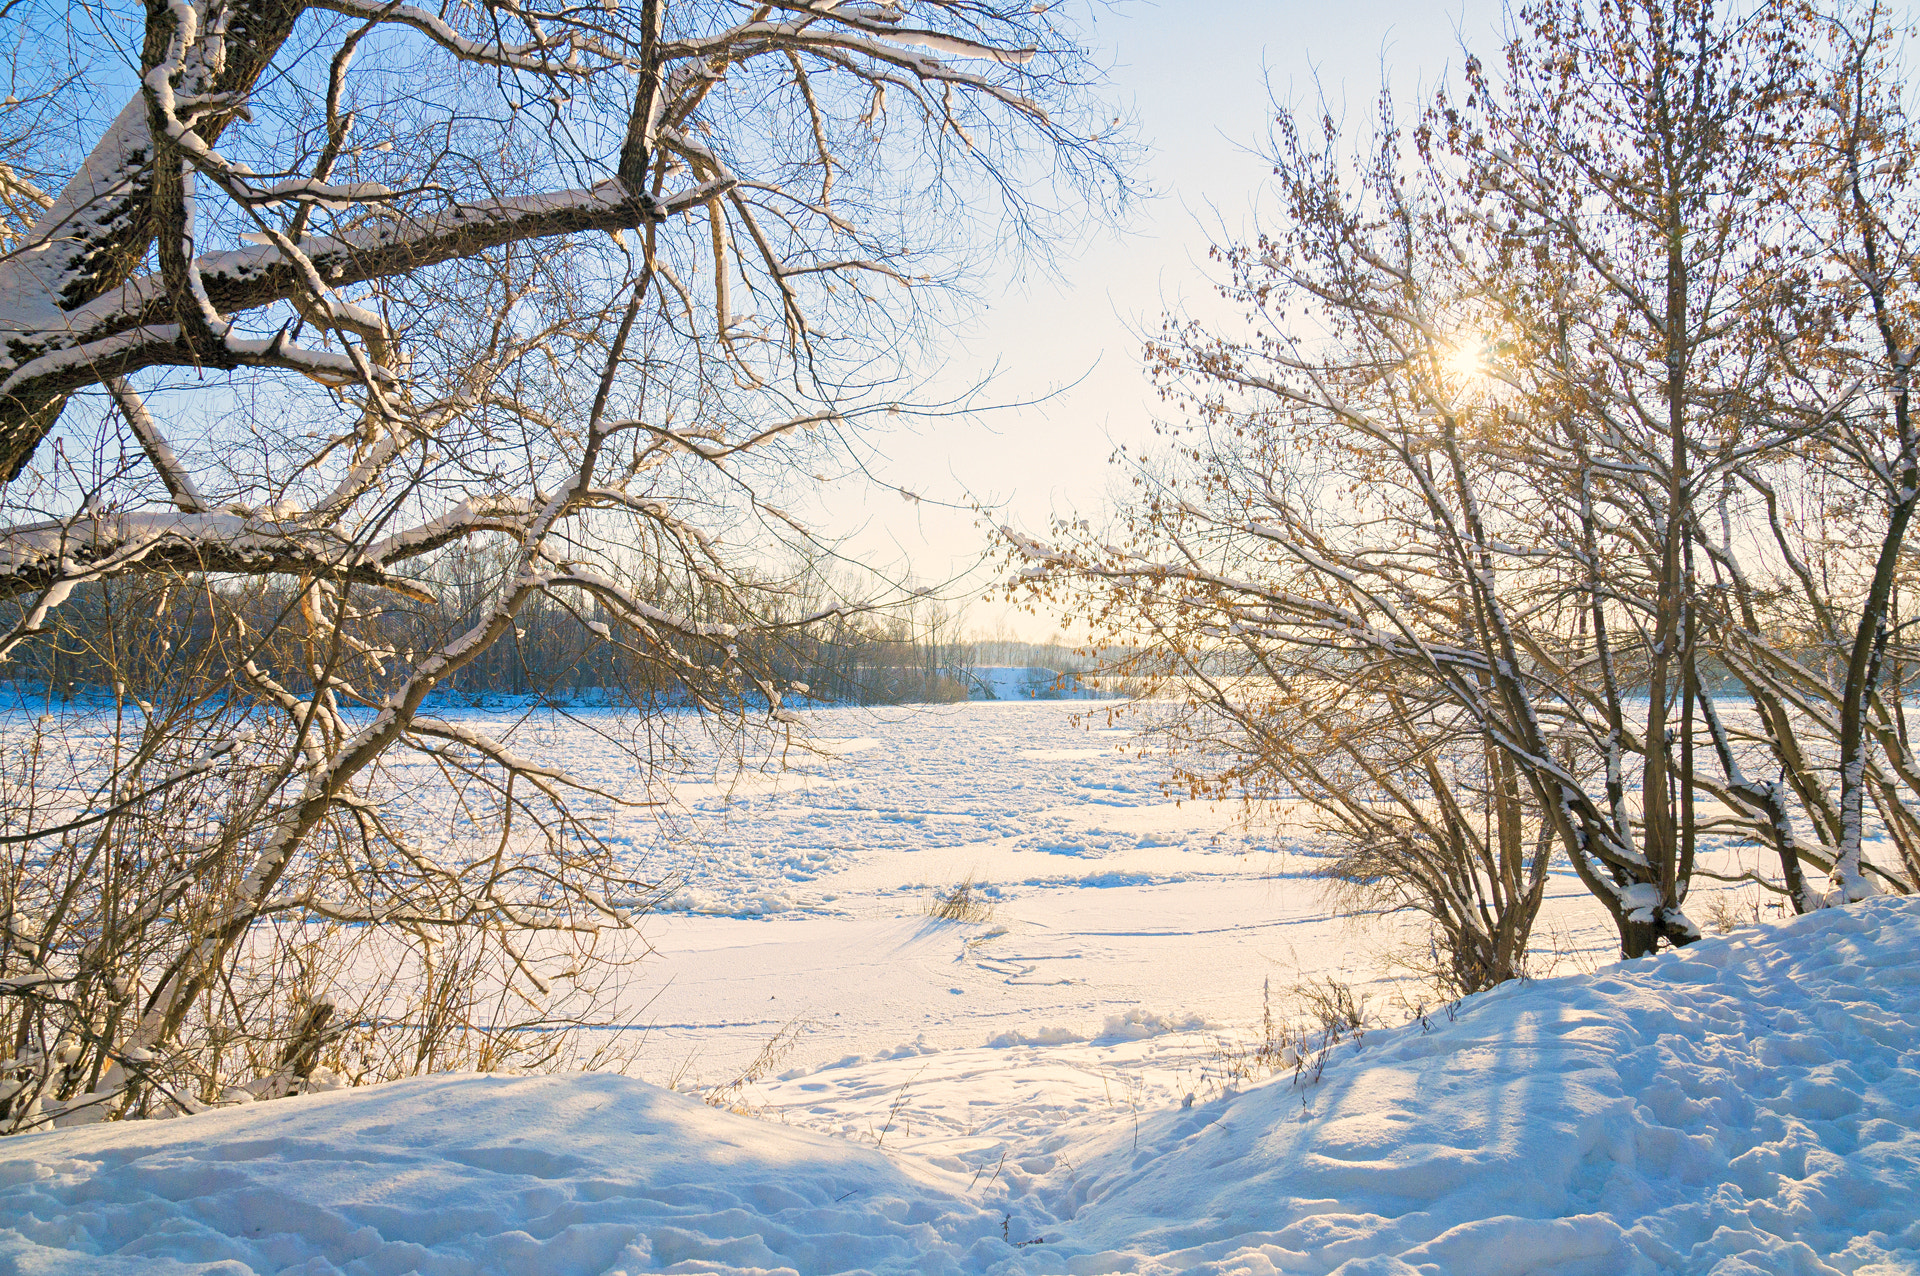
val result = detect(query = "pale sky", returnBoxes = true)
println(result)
[822,0,1507,639]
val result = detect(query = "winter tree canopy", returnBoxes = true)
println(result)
[1012,0,1920,964]
[0,0,1126,1128]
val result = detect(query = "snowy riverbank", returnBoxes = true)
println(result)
[1,896,1914,1274]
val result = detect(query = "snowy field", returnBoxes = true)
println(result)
[369,699,1664,1097]
[1,699,1908,1274]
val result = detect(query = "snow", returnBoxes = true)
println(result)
[1019,898,1920,1273]
[967,666,1114,700]
[0,700,1913,1273]
[0,897,1914,1273]
[0,1073,1008,1274]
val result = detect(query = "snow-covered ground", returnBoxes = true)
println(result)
[1,896,1913,1274]
[330,699,1662,1093]
[4,698,1902,1275]
[435,700,1756,1092]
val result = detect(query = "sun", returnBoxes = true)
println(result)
[1442,342,1486,382]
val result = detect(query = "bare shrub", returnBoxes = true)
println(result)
[1076,636,1550,996]
[0,692,651,1125]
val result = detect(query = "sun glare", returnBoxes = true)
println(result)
[1443,342,1486,382]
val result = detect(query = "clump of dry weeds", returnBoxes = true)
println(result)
[1197,974,1383,1101]
[925,874,997,924]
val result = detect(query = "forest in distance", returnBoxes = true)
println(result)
[0,566,1111,706]
[2,562,1876,710]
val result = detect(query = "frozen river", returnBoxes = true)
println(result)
[392,697,1716,1156]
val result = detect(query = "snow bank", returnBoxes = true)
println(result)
[1011,895,1920,1274]
[985,1025,1087,1048]
[1094,1007,1212,1042]
[0,898,1914,1274]
[0,1072,1011,1274]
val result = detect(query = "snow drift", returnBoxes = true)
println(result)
[1008,895,1920,1274]
[0,898,1914,1275]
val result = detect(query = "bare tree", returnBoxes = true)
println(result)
[1011,76,1713,959]
[0,0,1125,1128]
[1014,0,1920,967]
[1763,2,1920,902]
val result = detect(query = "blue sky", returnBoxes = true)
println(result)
[828,0,1507,638]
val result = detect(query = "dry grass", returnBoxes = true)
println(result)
[1294,974,1368,1034]
[925,873,997,924]
[1197,974,1382,1100]
[1702,886,1789,934]
[701,1017,810,1115]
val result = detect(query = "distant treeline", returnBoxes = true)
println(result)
[2,549,1114,708]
